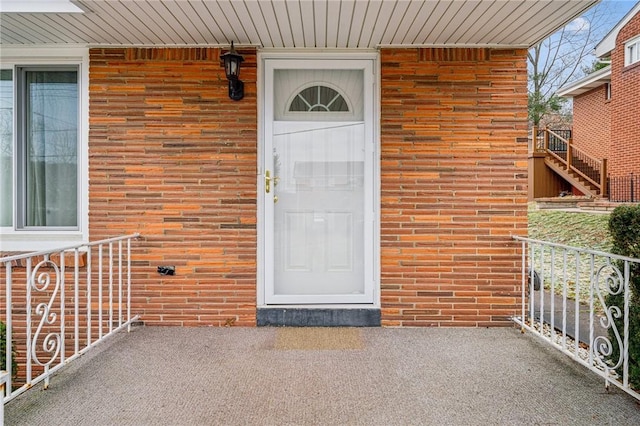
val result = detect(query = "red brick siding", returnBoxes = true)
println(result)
[572,85,611,160]
[610,12,640,178]
[89,48,257,326]
[86,47,527,327]
[379,48,528,327]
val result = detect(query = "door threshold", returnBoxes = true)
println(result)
[257,306,381,327]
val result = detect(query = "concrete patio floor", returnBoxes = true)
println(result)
[4,326,640,425]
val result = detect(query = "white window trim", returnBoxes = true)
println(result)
[624,35,640,67]
[1,1,85,13]
[0,47,89,252]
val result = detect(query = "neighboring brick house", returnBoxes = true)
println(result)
[558,2,640,199]
[557,66,612,162]
[0,1,597,327]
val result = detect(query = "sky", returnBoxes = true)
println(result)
[530,0,638,95]
[597,0,637,33]
[578,0,637,59]
[569,0,637,48]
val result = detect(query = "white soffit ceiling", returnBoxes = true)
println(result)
[0,0,599,48]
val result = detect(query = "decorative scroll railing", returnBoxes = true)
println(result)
[1,234,140,404]
[531,127,608,197]
[513,236,639,400]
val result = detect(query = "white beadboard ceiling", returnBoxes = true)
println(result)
[0,0,599,48]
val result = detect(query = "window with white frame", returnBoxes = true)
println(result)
[0,70,13,227]
[1,65,80,232]
[625,36,640,66]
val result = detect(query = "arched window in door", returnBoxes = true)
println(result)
[274,69,363,121]
[288,85,349,112]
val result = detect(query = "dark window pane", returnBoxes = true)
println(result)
[24,70,78,227]
[0,69,12,226]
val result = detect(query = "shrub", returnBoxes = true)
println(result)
[607,204,640,389]
[0,320,18,381]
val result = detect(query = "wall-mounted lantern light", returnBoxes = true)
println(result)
[220,41,244,101]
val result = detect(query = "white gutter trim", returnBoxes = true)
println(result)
[557,65,611,97]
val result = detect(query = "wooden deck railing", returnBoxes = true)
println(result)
[531,127,608,197]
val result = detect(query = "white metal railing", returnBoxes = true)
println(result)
[0,370,7,424]
[1,234,140,404]
[513,236,640,400]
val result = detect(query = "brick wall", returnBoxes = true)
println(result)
[610,12,640,178]
[572,85,611,160]
[87,47,527,327]
[89,48,257,326]
[379,48,528,326]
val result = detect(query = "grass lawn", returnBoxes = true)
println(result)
[527,205,612,251]
[527,204,614,307]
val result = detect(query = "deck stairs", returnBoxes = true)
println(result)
[532,127,608,199]
[544,154,601,198]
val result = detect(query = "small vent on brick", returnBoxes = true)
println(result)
[420,48,490,62]
[126,48,217,61]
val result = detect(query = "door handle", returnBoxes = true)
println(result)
[265,170,271,193]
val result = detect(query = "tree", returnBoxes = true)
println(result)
[528,1,621,127]
[581,58,611,75]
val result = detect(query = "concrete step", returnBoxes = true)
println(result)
[578,201,622,211]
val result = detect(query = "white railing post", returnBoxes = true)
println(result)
[87,246,92,347]
[60,249,66,366]
[550,247,556,345]
[623,260,630,388]
[520,240,526,329]
[529,243,536,325]
[561,251,568,351]
[109,243,113,333]
[127,238,132,332]
[75,249,80,355]
[118,240,123,327]
[4,262,12,395]
[25,257,32,384]
[98,244,103,339]
[588,255,595,367]
[539,245,545,339]
[1,370,7,424]
[574,254,580,357]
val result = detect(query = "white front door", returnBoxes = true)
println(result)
[262,57,376,305]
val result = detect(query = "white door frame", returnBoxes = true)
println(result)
[257,51,380,307]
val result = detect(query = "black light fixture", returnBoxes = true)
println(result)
[220,41,244,101]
